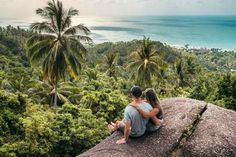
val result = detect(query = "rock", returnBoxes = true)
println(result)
[79,98,207,157]
[78,98,236,157]
[182,104,236,157]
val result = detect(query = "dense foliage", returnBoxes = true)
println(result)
[0,23,236,156]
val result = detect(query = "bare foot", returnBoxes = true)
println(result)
[111,122,116,126]
[108,124,116,133]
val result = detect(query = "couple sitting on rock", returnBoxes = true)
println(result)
[108,86,163,144]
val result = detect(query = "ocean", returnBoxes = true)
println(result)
[1,15,236,50]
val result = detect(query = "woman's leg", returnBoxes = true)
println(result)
[108,121,120,133]
[108,124,116,133]
[116,120,125,132]
[108,120,125,133]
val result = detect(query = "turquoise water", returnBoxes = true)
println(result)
[1,16,236,50]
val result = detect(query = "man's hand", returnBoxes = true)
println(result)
[116,138,126,145]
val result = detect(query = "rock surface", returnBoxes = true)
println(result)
[79,98,205,157]
[182,104,236,157]
[78,98,236,157]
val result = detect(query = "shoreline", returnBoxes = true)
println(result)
[1,24,236,52]
[171,44,236,52]
[91,39,236,52]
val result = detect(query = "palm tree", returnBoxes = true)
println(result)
[186,56,201,75]
[85,68,98,81]
[175,56,201,87]
[104,53,118,78]
[27,0,92,110]
[175,59,188,87]
[128,37,167,88]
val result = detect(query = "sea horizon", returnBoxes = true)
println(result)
[1,15,236,50]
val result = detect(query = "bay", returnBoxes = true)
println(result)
[1,15,236,50]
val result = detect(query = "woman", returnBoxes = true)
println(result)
[130,88,163,132]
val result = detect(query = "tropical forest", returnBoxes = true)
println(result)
[0,0,236,157]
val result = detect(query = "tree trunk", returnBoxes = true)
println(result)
[109,70,112,77]
[54,78,58,112]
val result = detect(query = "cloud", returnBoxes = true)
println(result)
[0,0,236,19]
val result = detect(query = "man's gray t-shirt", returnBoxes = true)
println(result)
[124,102,152,137]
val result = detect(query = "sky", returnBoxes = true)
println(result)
[0,0,236,19]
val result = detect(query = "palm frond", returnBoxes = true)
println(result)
[54,45,67,79]
[69,35,93,43]
[127,60,143,70]
[42,53,51,81]
[55,0,63,32]
[28,39,54,63]
[64,52,81,78]
[61,8,78,30]
[65,24,91,35]
[27,34,56,47]
[68,8,78,16]
[30,22,56,33]
[69,38,87,57]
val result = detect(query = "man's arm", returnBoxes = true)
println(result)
[124,121,131,141]
[116,121,131,145]
[116,106,132,145]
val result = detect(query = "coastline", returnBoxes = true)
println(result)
[1,15,236,51]
[171,44,236,52]
[91,38,236,52]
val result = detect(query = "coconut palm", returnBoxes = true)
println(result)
[27,0,92,110]
[104,53,118,78]
[175,56,201,87]
[85,68,98,81]
[175,59,188,87]
[128,37,167,88]
[186,56,201,75]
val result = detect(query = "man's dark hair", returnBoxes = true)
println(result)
[131,86,142,98]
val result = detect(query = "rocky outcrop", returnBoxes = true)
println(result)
[78,98,236,157]
[182,104,236,157]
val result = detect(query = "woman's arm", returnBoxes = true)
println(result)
[135,107,159,118]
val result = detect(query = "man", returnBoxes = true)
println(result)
[108,86,153,144]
